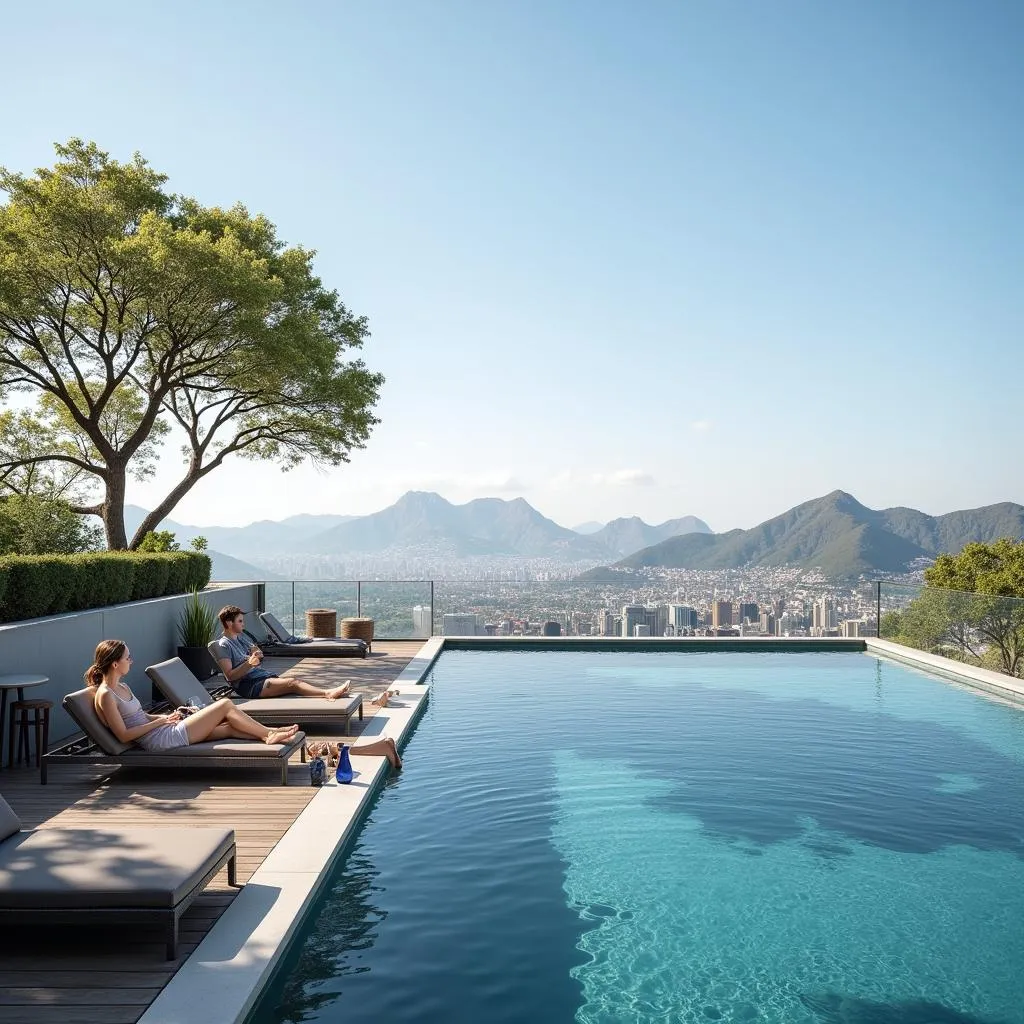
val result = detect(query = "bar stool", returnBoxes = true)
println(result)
[8,699,53,770]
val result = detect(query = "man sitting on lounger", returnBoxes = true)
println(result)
[213,606,354,701]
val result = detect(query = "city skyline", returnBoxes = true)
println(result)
[4,2,1023,531]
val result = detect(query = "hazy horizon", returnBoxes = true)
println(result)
[6,1,1023,532]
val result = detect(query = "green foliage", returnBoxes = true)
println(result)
[890,539,1024,677]
[137,530,179,553]
[925,538,1024,598]
[0,140,383,551]
[0,550,211,622]
[0,495,102,555]
[177,589,217,647]
[189,535,208,552]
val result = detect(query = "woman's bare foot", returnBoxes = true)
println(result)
[326,681,351,701]
[264,725,299,744]
[371,688,399,708]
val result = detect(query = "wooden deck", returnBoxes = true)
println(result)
[0,640,425,1024]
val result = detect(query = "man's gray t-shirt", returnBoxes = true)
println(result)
[212,634,272,683]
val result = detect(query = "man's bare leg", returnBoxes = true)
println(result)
[259,677,351,700]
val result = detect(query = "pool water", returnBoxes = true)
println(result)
[249,651,1024,1024]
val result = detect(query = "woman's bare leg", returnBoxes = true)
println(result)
[184,699,298,745]
[351,736,402,770]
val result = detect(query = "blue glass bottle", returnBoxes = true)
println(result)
[336,745,354,784]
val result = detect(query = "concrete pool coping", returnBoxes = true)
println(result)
[139,635,1023,1023]
[137,637,444,1024]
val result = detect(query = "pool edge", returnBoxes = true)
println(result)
[865,637,1024,705]
[137,637,442,1024]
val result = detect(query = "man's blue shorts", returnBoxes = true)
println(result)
[234,672,276,699]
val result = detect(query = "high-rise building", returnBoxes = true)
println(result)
[596,609,615,636]
[712,600,733,628]
[668,604,698,631]
[443,613,481,636]
[739,602,759,623]
[412,604,432,637]
[812,598,837,635]
[622,605,646,638]
[759,611,775,635]
[633,623,651,637]
[841,620,861,638]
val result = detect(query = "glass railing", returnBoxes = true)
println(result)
[261,581,434,639]
[878,581,1024,678]
[223,579,882,642]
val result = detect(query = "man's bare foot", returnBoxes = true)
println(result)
[326,681,351,701]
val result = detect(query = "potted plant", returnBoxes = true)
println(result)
[177,589,217,680]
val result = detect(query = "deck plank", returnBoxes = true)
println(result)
[0,640,422,1024]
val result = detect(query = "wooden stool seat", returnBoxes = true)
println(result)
[8,698,53,770]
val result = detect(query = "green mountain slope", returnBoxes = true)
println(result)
[596,491,1023,576]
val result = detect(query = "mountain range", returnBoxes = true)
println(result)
[579,491,1024,578]
[125,494,711,566]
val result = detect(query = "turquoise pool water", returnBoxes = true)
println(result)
[249,651,1024,1024]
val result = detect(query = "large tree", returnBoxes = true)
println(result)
[0,140,382,548]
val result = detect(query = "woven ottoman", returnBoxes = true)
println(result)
[305,609,338,639]
[340,616,374,652]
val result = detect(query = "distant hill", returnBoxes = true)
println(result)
[578,491,1024,577]
[208,550,283,582]
[589,514,711,558]
[123,505,353,558]
[571,521,605,535]
[298,492,604,558]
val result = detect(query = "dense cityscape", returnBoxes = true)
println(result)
[262,565,918,639]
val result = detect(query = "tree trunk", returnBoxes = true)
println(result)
[102,467,129,550]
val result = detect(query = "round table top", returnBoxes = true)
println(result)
[0,674,49,689]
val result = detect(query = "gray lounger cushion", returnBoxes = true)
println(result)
[150,657,362,724]
[0,823,235,910]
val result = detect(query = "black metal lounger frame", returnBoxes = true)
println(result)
[0,841,238,959]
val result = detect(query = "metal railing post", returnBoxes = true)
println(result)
[357,581,361,617]
[876,580,881,638]
[291,581,295,634]
[430,580,435,636]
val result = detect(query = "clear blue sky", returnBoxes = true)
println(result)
[4,1,1022,531]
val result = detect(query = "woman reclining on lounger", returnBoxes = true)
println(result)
[88,640,300,750]
[87,639,403,770]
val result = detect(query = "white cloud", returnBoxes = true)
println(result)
[550,468,655,489]
[690,420,712,433]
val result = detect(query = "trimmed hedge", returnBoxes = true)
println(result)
[0,551,211,623]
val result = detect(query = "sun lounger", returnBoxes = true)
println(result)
[0,794,236,958]
[160,654,364,733]
[44,688,306,785]
[256,612,369,657]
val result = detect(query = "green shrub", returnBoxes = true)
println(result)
[128,553,172,601]
[184,553,212,591]
[0,551,210,623]
[164,553,192,595]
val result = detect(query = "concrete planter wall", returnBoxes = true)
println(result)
[0,584,258,747]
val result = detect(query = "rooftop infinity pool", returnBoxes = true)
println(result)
[248,650,1024,1024]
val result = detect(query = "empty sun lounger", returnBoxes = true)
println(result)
[158,655,364,733]
[256,612,369,657]
[0,794,236,958]
[44,688,306,785]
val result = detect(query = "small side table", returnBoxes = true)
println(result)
[0,675,50,770]
[306,609,338,639]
